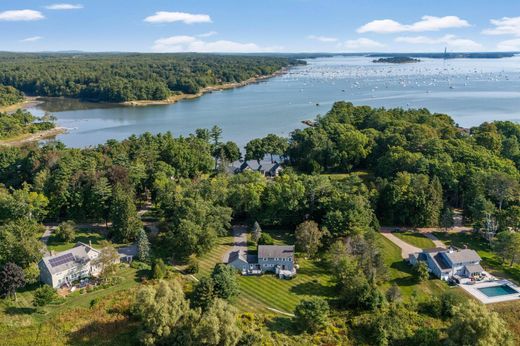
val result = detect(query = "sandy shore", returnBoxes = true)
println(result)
[0,97,42,113]
[122,68,287,107]
[0,126,67,147]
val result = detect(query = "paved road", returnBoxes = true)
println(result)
[222,225,248,263]
[380,230,421,259]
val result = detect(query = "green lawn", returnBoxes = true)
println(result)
[195,230,334,315]
[46,229,106,252]
[393,230,435,249]
[433,231,520,285]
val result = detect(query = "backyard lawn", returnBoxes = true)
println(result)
[46,228,106,252]
[393,230,435,249]
[195,230,334,315]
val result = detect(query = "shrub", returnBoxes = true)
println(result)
[293,297,330,333]
[186,255,199,274]
[258,233,274,245]
[33,285,58,306]
[152,259,166,280]
[54,221,76,242]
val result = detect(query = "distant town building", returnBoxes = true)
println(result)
[227,160,283,177]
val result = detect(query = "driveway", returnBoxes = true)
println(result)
[380,229,421,259]
[222,225,248,263]
[423,233,447,249]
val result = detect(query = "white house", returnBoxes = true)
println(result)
[39,242,103,288]
[409,247,483,281]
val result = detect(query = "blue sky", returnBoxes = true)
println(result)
[1,0,520,52]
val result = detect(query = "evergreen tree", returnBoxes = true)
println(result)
[136,229,151,263]
[110,185,142,242]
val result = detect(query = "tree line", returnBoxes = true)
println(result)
[0,53,302,103]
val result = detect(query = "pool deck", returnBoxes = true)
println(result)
[459,279,520,304]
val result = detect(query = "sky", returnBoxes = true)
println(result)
[1,0,520,53]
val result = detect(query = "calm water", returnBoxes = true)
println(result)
[28,56,520,148]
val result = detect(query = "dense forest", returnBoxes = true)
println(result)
[0,53,302,103]
[0,85,23,107]
[0,103,519,345]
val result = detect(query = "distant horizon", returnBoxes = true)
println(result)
[1,1,520,53]
[0,50,518,55]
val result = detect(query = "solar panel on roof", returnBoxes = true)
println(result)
[49,253,75,267]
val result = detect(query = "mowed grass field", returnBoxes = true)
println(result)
[393,230,435,249]
[195,231,334,314]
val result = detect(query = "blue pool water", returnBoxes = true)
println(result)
[478,284,519,297]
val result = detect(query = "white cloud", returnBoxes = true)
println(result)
[483,17,520,36]
[144,11,211,24]
[152,35,278,53]
[357,15,470,34]
[307,35,338,43]
[0,9,44,21]
[198,31,218,38]
[45,3,83,10]
[497,39,520,51]
[343,38,385,50]
[21,36,43,42]
[395,34,482,51]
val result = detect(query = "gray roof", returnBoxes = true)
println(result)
[228,250,247,263]
[465,263,484,273]
[444,249,481,264]
[258,245,294,259]
[40,242,99,275]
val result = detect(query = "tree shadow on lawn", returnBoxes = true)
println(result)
[4,306,37,315]
[266,316,299,336]
[67,319,139,346]
[389,261,420,287]
[289,280,336,297]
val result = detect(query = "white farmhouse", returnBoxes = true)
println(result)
[38,242,102,288]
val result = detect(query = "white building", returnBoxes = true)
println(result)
[409,247,483,281]
[38,242,102,288]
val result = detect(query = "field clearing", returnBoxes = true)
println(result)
[393,230,436,249]
[195,232,334,315]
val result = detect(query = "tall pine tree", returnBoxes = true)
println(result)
[110,185,142,242]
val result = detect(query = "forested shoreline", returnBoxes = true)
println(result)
[1,103,519,345]
[0,53,302,103]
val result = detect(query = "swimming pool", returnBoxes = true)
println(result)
[478,284,519,297]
